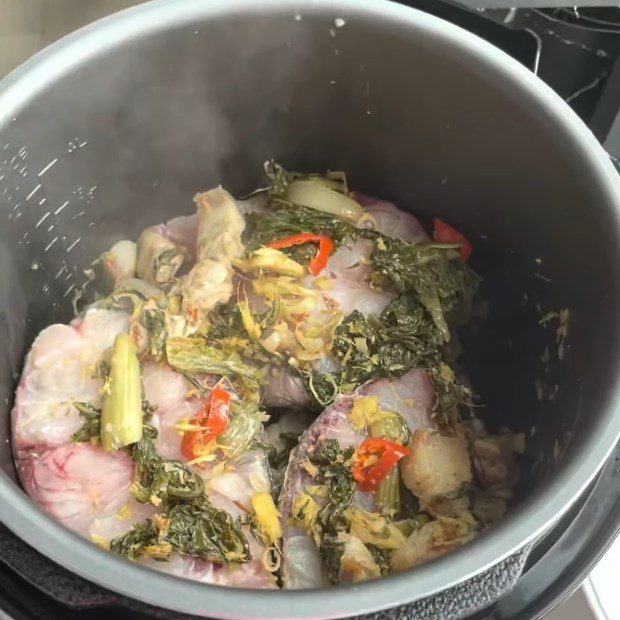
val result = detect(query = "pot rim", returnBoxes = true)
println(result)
[1,1,620,618]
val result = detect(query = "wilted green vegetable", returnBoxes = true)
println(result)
[166,337,263,390]
[110,495,250,564]
[110,421,251,564]
[265,161,349,197]
[294,439,357,583]
[246,203,354,251]
[131,425,204,504]
[141,307,168,361]
[369,238,480,341]
[72,402,101,443]
[217,402,263,460]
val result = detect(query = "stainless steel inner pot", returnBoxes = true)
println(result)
[0,0,619,618]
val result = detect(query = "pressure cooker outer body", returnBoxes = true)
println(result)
[0,1,619,618]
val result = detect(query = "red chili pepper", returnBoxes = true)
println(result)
[352,437,410,493]
[187,306,199,322]
[433,219,472,263]
[267,233,334,276]
[181,387,231,460]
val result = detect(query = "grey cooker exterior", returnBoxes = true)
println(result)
[0,0,619,618]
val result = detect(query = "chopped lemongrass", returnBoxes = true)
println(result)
[375,467,400,515]
[251,492,282,546]
[234,247,304,278]
[356,212,378,229]
[290,493,320,532]
[100,334,143,452]
[114,502,133,521]
[262,546,282,572]
[285,180,364,222]
[174,422,210,433]
[348,396,380,432]
[238,297,262,339]
[186,452,218,466]
[367,411,410,514]
[91,534,111,551]
[392,514,431,537]
[143,543,173,560]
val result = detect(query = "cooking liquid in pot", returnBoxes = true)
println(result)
[10,162,523,589]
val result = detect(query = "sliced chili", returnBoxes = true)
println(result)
[267,233,334,276]
[181,387,231,460]
[352,437,410,493]
[433,218,472,263]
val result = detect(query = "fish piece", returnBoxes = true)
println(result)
[13,314,276,588]
[325,238,395,316]
[100,240,137,287]
[162,214,198,257]
[194,188,246,263]
[138,549,275,589]
[353,192,429,245]
[181,188,246,315]
[12,309,130,450]
[262,196,429,408]
[207,449,272,513]
[325,197,429,316]
[16,442,153,540]
[142,361,202,460]
[261,366,311,410]
[279,368,435,588]
[157,194,265,260]
[142,362,273,512]
[142,361,277,588]
[364,370,435,431]
[142,361,191,411]
[18,440,275,588]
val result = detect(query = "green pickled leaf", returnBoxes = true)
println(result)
[311,440,356,535]
[141,307,168,362]
[217,402,263,460]
[369,238,480,338]
[110,496,250,564]
[166,337,263,390]
[71,402,101,443]
[111,420,251,565]
[246,203,354,249]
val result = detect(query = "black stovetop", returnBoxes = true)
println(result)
[1,2,619,619]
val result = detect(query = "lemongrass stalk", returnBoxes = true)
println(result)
[370,416,406,515]
[285,180,364,222]
[392,514,431,537]
[101,334,143,451]
[375,467,400,515]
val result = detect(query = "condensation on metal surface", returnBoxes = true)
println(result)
[0,132,96,307]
